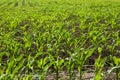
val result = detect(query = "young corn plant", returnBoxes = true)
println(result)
[66,51,76,80]
[94,55,106,80]
[5,56,16,79]
[75,47,95,79]
[11,54,25,78]
[48,49,65,80]
[37,56,51,80]
[112,56,120,80]
[23,31,33,53]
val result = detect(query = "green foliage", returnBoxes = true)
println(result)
[0,0,120,80]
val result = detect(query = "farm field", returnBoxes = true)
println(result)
[0,0,120,80]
